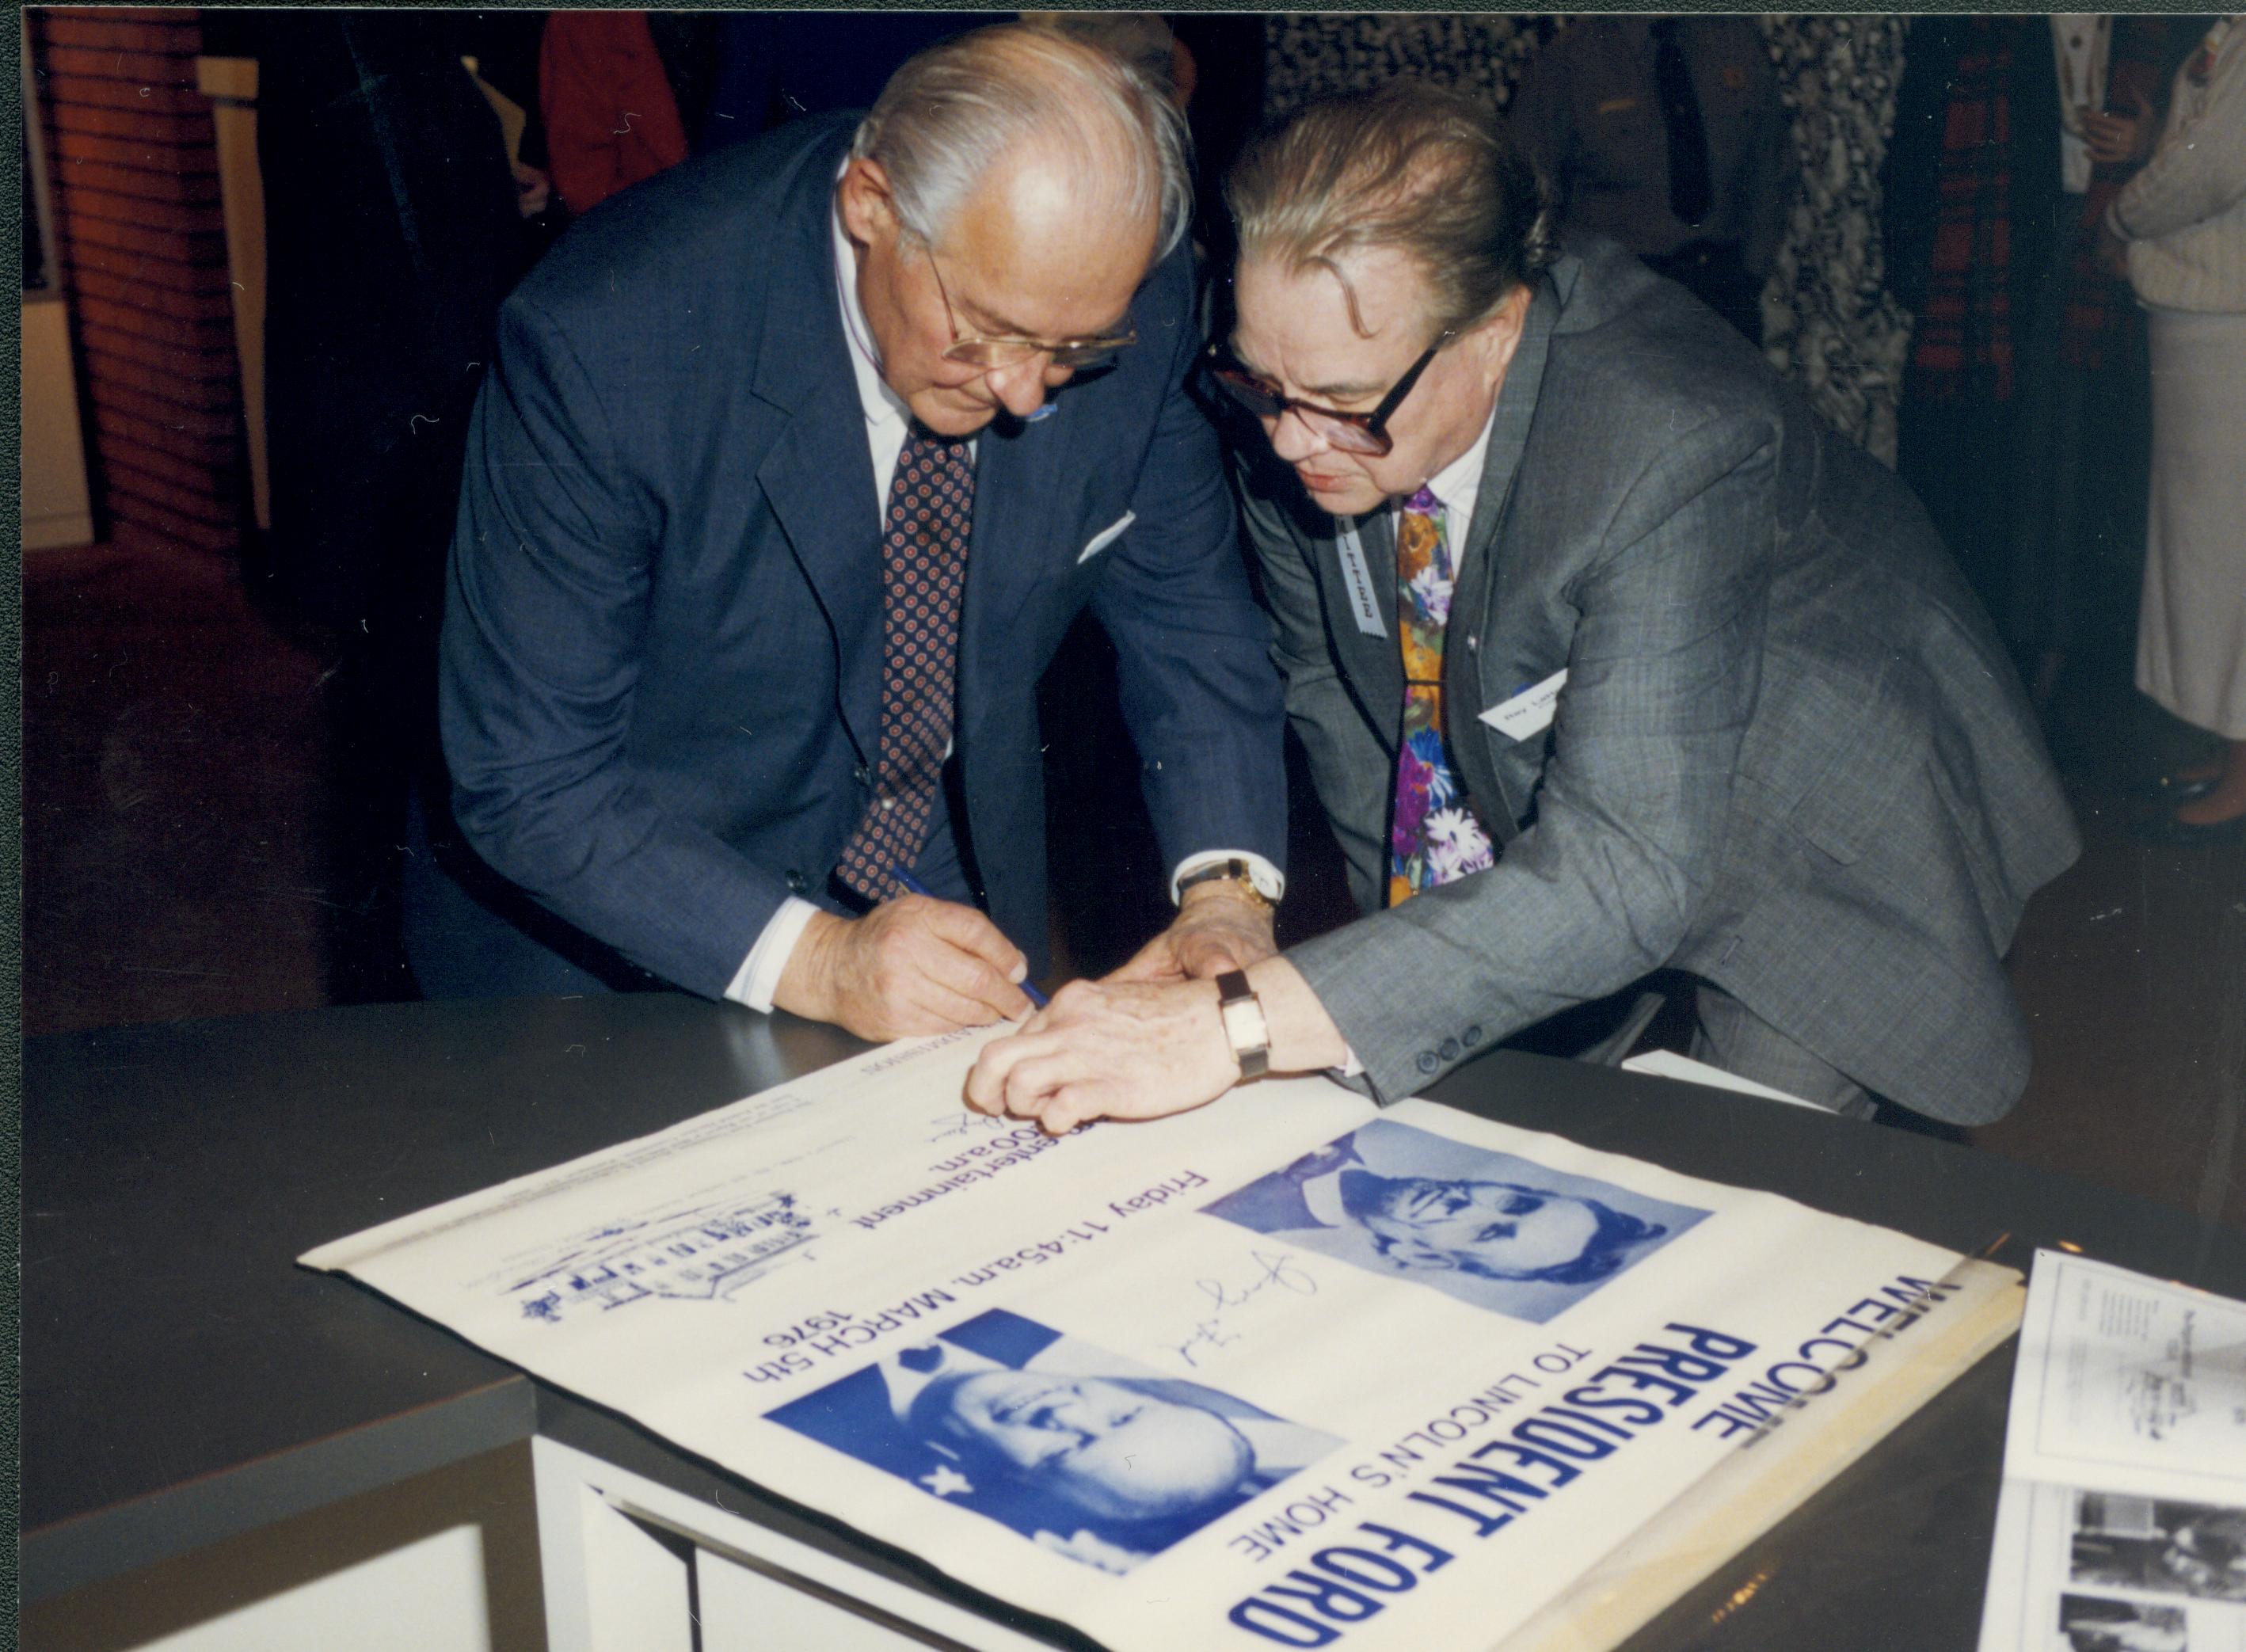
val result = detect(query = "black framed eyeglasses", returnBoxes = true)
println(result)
[924,245,1136,371]
[1205,333,1454,457]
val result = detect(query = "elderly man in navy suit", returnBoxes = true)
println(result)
[423,25,1288,1036]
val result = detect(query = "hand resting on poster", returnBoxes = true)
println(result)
[964,957,1349,1133]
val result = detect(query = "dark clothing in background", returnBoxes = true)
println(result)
[249,11,546,999]
[1509,16,1795,343]
[1885,16,2198,698]
[695,12,1007,147]
[255,11,530,634]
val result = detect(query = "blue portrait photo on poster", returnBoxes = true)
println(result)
[1201,1118,1710,1323]
[764,1309,1343,1574]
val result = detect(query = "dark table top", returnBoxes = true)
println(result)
[25,993,2245,1646]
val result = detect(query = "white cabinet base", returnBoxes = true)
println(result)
[531,1437,1053,1652]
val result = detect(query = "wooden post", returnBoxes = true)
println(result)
[196,54,268,533]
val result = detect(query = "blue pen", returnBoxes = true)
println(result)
[891,866,1049,1007]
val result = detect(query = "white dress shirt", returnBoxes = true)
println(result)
[727,180,1281,1012]
[1399,398,1499,554]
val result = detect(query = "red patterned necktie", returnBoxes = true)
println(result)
[832,428,977,902]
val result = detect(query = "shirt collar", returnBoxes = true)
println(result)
[831,166,910,431]
[1415,397,1499,520]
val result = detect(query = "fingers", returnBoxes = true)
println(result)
[1172,914,1278,978]
[919,898,1030,983]
[884,899,1033,1022]
[1105,934,1183,984]
[1171,930,1255,980]
[965,1029,1072,1121]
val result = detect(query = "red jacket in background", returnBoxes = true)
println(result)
[540,10,688,217]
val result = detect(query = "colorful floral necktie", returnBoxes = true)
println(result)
[1390,486,1495,905]
[833,428,976,902]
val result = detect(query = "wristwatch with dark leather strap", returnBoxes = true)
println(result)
[1216,969,1270,1080]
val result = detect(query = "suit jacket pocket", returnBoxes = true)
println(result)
[1791,679,1912,866]
[1077,510,1136,563]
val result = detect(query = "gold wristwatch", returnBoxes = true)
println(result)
[1176,857,1276,913]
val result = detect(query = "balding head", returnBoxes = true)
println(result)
[851,23,1191,265]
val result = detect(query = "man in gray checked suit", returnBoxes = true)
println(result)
[966,83,2079,1134]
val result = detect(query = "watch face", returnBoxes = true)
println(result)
[1220,996,1270,1062]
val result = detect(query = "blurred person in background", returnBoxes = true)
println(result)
[1507,15,1795,346]
[2097,16,2246,840]
[538,10,712,217]
[249,10,552,999]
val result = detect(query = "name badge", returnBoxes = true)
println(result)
[1478,668,1567,742]
[1333,524,1387,637]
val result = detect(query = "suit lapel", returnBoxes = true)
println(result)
[1447,275,1562,843]
[1327,507,1405,725]
[958,407,1076,710]
[752,130,884,766]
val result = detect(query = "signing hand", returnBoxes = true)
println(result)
[1107,880,1277,984]
[2080,91,2156,167]
[775,899,1034,1041]
[965,977,1240,1134]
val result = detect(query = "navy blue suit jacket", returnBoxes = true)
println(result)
[436,114,1286,999]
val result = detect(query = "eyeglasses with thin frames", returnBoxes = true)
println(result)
[923,245,1137,372]
[1205,333,1455,458]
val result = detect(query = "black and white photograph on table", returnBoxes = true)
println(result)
[2072,1493,2246,1604]
[2058,1593,2191,1652]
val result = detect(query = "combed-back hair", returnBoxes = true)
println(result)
[852,22,1193,262]
[1226,82,1557,338]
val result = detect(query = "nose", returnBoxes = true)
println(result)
[985,354,1056,419]
[1266,407,1330,464]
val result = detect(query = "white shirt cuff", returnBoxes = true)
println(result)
[1170,851,1286,906]
[1334,1047,1365,1079]
[726,896,824,1014]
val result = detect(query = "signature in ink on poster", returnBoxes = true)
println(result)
[1171,1250,1319,1368]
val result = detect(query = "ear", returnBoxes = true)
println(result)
[838,157,900,249]
[1462,284,1533,379]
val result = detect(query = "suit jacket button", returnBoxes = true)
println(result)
[852,765,872,788]
[1462,1025,1483,1049]
[1416,1051,1440,1075]
[786,870,809,894]
[1439,1037,1460,1060]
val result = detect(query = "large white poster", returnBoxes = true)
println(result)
[305,1028,2018,1651]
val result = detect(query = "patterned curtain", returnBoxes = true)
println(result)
[1263,15,1913,463]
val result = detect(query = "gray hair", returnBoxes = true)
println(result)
[852,23,1193,262]
[1226,82,1556,339]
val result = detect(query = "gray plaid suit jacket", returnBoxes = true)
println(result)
[1239,238,2079,1124]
